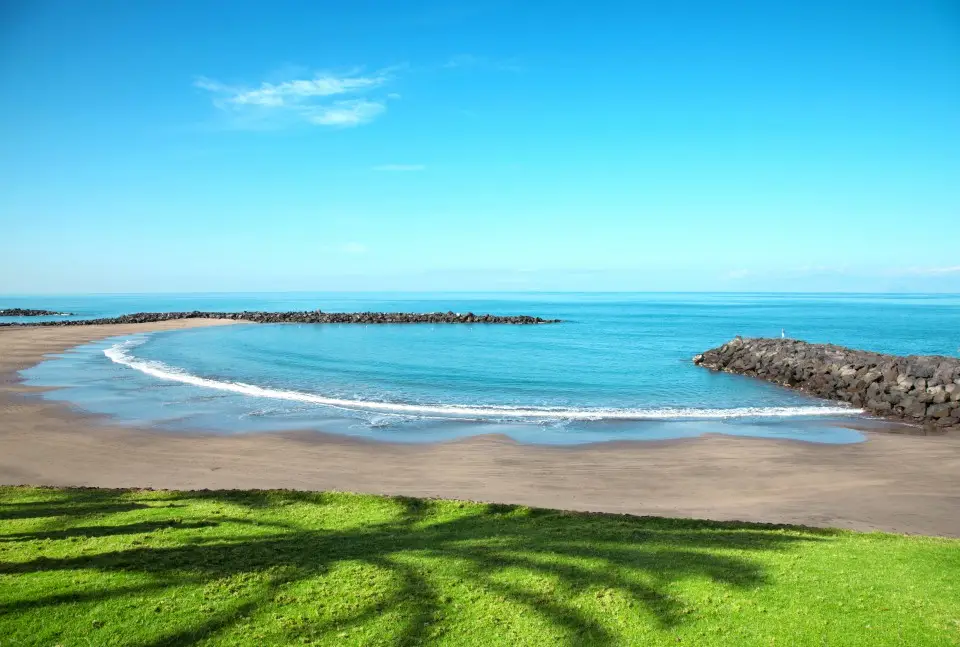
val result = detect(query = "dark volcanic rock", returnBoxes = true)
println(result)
[0,308,72,316]
[693,337,960,432]
[0,310,561,327]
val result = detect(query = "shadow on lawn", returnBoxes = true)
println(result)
[0,519,219,542]
[0,488,186,521]
[0,489,838,646]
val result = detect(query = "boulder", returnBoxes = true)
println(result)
[927,403,953,419]
[928,386,949,405]
[945,383,959,402]
[868,400,892,413]
[901,397,927,419]
[860,370,882,386]
[839,366,858,379]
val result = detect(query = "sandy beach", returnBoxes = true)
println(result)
[1,320,958,537]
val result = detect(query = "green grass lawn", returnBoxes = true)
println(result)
[1,487,958,646]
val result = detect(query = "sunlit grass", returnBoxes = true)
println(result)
[1,486,958,646]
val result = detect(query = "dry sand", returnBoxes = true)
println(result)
[1,320,958,536]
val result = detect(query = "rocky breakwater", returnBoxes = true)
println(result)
[0,310,560,327]
[0,308,73,316]
[693,337,960,431]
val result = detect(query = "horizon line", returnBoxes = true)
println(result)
[2,290,959,297]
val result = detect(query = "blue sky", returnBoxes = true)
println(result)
[1,0,958,293]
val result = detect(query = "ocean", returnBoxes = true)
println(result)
[10,293,960,445]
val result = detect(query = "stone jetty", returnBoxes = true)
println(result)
[0,309,73,316]
[0,310,560,327]
[694,337,960,431]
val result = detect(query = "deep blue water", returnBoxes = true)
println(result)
[13,293,960,445]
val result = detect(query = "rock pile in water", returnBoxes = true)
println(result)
[693,337,960,431]
[0,310,560,327]
[0,308,73,316]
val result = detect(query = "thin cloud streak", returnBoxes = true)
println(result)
[305,100,386,127]
[194,68,395,128]
[905,265,960,275]
[231,76,386,106]
[194,57,516,129]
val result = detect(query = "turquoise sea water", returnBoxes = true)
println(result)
[12,293,960,445]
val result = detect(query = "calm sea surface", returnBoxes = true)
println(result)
[11,293,960,445]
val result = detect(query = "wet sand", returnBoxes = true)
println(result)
[1,321,958,536]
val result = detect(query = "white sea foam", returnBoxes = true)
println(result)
[104,338,863,421]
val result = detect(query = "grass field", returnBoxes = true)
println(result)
[1,487,958,646]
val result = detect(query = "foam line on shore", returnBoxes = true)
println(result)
[105,338,862,421]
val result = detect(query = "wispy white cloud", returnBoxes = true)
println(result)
[233,75,386,106]
[372,164,426,172]
[194,57,520,130]
[725,269,750,279]
[304,100,386,127]
[905,265,960,275]
[341,242,368,254]
[195,68,395,128]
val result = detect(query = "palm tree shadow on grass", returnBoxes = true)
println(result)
[0,487,188,522]
[1,489,838,646]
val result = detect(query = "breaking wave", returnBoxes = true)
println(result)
[105,338,862,422]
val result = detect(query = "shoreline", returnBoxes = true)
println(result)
[2,321,959,536]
